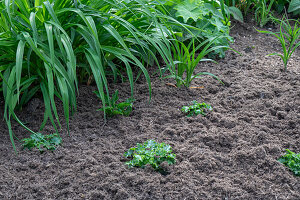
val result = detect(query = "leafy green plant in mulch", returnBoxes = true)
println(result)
[124,140,176,174]
[182,101,212,117]
[278,149,300,176]
[22,133,62,153]
[94,90,134,117]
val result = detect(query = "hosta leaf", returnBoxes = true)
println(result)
[228,7,243,22]
[288,0,300,13]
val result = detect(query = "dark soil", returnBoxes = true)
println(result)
[1,21,300,200]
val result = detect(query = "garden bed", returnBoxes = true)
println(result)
[0,21,300,199]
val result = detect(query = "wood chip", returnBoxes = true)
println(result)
[166,83,177,88]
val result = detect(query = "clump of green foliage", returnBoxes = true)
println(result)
[95,90,134,117]
[182,101,212,117]
[22,133,62,153]
[278,149,300,176]
[165,0,243,58]
[124,140,176,173]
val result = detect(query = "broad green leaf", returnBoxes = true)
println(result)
[288,0,300,13]
[228,6,243,22]
[174,0,207,23]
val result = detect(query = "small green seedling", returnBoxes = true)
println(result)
[278,149,300,176]
[94,90,134,117]
[124,140,176,173]
[182,101,212,117]
[22,133,62,153]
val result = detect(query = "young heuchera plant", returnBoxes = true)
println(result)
[124,140,176,172]
[22,133,62,153]
[182,101,212,117]
[278,149,300,176]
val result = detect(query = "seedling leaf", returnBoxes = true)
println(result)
[279,149,300,176]
[124,140,176,173]
[22,133,62,153]
[182,101,212,117]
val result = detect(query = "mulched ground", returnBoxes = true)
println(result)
[0,20,300,200]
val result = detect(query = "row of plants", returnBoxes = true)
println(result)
[123,143,300,176]
[21,99,213,152]
[112,100,300,175]
[20,94,300,177]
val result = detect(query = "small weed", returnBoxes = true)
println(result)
[124,140,176,173]
[182,101,212,117]
[278,149,300,176]
[22,133,62,153]
[94,90,134,117]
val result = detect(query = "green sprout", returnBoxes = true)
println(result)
[182,101,212,117]
[22,133,62,153]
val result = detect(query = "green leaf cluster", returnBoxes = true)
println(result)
[278,149,300,176]
[181,101,212,117]
[124,140,176,172]
[168,0,242,58]
[174,0,206,23]
[94,90,134,117]
[22,133,62,153]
